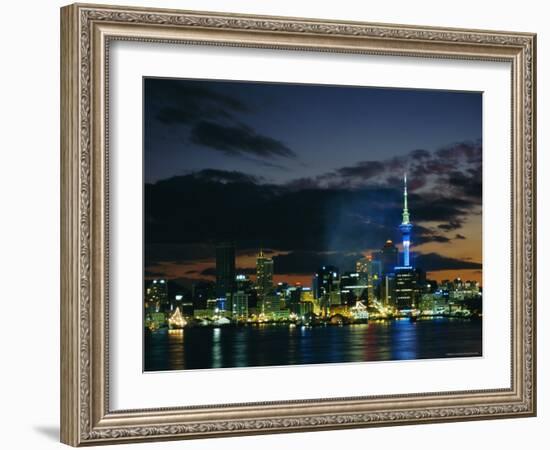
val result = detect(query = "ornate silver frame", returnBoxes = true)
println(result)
[60,3,536,446]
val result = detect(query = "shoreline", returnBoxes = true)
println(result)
[146,314,481,332]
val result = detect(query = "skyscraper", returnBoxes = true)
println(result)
[393,175,420,310]
[380,240,399,275]
[314,266,340,316]
[256,249,274,298]
[394,267,422,310]
[399,174,413,267]
[261,292,281,316]
[229,290,249,319]
[355,257,369,277]
[235,273,252,291]
[366,258,382,303]
[340,272,368,306]
[381,274,396,307]
[314,265,340,299]
[215,242,235,298]
[145,279,168,312]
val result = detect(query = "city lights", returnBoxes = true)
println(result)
[142,78,484,372]
[144,175,482,331]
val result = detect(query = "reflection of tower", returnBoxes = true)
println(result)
[216,242,235,298]
[399,174,413,267]
[256,249,274,299]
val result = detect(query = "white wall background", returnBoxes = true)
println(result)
[0,0,546,449]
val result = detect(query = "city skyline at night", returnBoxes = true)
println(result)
[143,77,483,371]
[144,173,482,371]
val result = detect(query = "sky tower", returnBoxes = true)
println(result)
[399,174,413,267]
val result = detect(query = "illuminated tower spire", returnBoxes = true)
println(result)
[399,174,413,267]
[402,174,410,224]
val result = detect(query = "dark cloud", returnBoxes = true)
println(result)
[447,167,482,199]
[145,171,458,254]
[146,78,249,117]
[412,197,472,223]
[410,149,431,160]
[336,161,385,179]
[438,219,464,231]
[286,177,325,191]
[413,225,452,244]
[454,234,466,240]
[272,251,364,275]
[302,140,481,202]
[145,269,167,278]
[430,235,452,243]
[190,121,296,159]
[413,253,481,271]
[189,169,261,184]
[145,140,482,264]
[146,78,296,165]
[435,141,482,165]
[201,267,256,276]
[145,243,215,267]
[242,157,288,171]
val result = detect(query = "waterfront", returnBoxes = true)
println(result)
[144,317,482,371]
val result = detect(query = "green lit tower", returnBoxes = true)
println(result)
[399,174,413,267]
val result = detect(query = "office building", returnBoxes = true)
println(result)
[215,242,235,298]
[394,267,421,310]
[230,291,249,319]
[256,249,274,298]
[379,240,399,275]
[314,265,340,299]
[145,279,168,312]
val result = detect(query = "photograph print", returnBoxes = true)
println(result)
[143,77,483,372]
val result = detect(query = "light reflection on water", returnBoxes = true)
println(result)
[166,329,184,369]
[212,327,222,368]
[232,329,247,368]
[144,318,482,372]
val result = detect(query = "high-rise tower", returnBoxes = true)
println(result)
[256,249,274,299]
[215,242,236,298]
[399,174,413,267]
[380,240,399,274]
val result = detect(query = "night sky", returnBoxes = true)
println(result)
[144,77,482,287]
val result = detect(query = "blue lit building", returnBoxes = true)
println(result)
[399,174,413,267]
[393,175,423,310]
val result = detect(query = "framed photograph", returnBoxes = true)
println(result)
[60,3,536,446]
